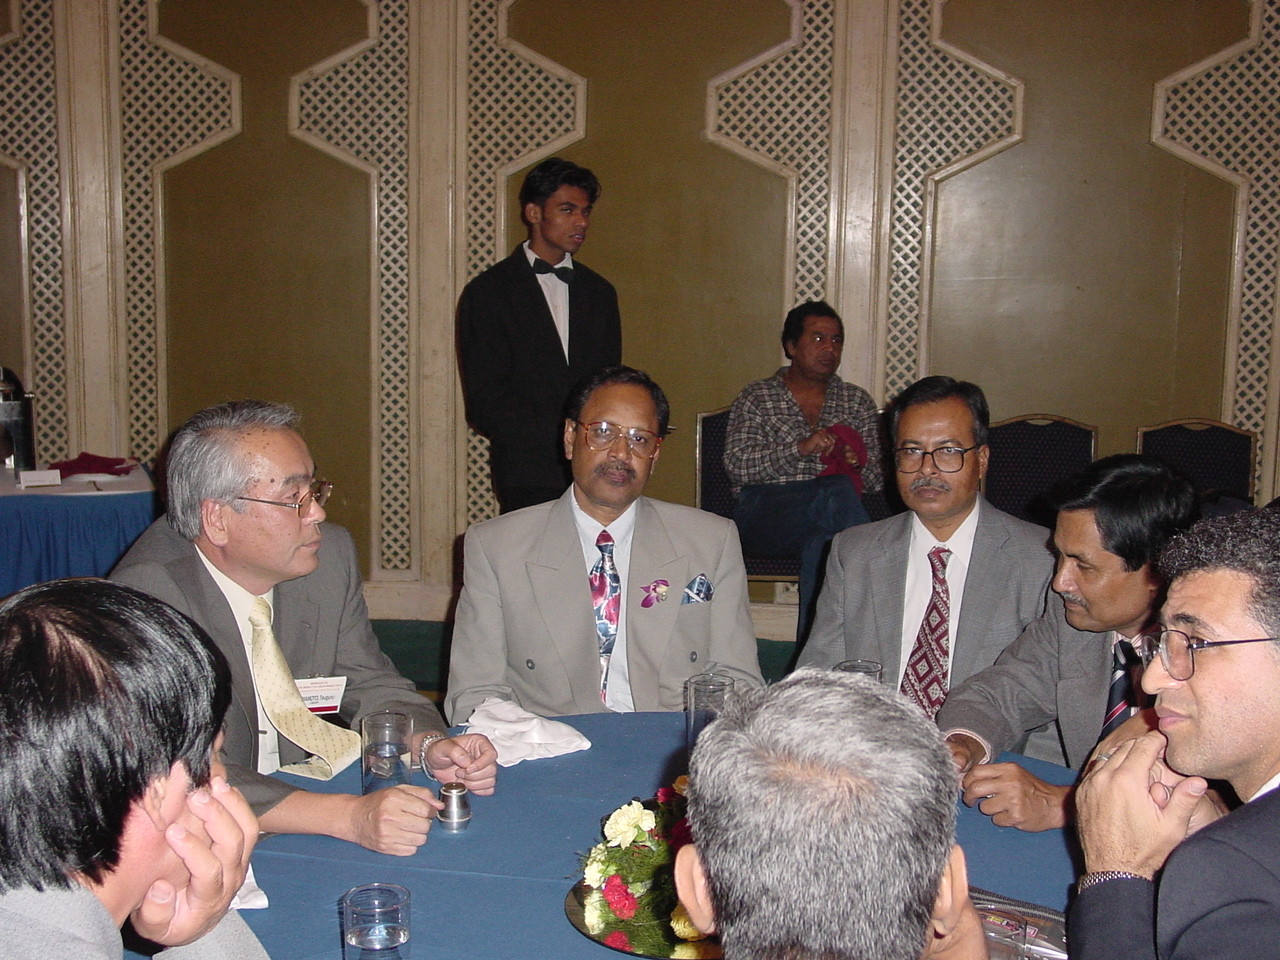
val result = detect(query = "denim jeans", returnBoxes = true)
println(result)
[733,474,871,642]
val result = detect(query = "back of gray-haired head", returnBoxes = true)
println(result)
[688,668,957,960]
[165,400,301,540]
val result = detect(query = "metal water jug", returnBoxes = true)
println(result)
[0,366,35,470]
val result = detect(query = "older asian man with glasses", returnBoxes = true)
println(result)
[1070,508,1280,960]
[113,400,497,856]
[446,366,763,724]
[797,375,1055,720]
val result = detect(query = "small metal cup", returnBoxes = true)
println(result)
[438,781,471,833]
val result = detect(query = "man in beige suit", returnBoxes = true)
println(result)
[446,366,764,723]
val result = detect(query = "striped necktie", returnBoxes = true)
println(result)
[1101,638,1141,739]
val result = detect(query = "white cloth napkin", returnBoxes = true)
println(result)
[464,698,592,766]
[230,864,268,909]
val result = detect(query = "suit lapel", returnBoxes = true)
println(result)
[871,513,912,679]
[1058,632,1116,767]
[526,493,598,707]
[508,247,570,375]
[953,503,1008,680]
[626,499,687,689]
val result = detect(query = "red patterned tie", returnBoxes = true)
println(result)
[589,530,621,701]
[900,546,952,717]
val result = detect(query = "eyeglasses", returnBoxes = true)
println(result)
[1139,628,1280,681]
[237,479,333,518]
[893,445,982,474]
[576,421,662,459]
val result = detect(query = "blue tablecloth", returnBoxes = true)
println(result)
[0,469,157,597]
[225,711,1078,960]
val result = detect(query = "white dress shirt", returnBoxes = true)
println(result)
[896,502,981,688]
[523,241,572,360]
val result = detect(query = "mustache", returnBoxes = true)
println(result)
[594,461,637,482]
[1057,591,1087,607]
[910,476,950,493]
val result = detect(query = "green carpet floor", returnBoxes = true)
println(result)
[371,620,796,704]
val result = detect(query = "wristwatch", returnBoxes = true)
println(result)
[1077,870,1151,892]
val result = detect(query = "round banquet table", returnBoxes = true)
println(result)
[192,711,1080,960]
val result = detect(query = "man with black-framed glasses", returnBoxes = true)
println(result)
[1070,508,1280,960]
[113,400,498,856]
[797,375,1055,719]
[447,366,763,723]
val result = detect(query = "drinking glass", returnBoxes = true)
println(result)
[342,883,410,959]
[685,673,735,753]
[833,659,883,682]
[361,711,411,795]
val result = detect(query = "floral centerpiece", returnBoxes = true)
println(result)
[577,776,721,958]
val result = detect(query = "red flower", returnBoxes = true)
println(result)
[668,816,693,852]
[604,931,633,951]
[603,874,639,919]
[656,786,675,804]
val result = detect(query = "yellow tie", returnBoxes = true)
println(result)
[247,597,360,779]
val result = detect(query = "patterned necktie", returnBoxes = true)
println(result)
[1101,638,1141,739]
[247,597,360,779]
[901,546,952,717]
[589,530,621,701]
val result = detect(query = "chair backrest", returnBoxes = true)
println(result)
[695,406,800,580]
[985,414,1098,525]
[1136,418,1257,502]
[695,407,735,519]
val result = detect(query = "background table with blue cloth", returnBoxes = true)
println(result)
[220,711,1079,960]
[0,466,157,597]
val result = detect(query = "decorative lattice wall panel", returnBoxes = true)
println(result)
[708,0,834,306]
[0,1,65,461]
[1155,0,1280,488]
[463,0,580,524]
[884,0,1020,398]
[294,0,416,574]
[119,0,237,458]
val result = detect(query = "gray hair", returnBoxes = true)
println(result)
[687,669,957,960]
[1160,508,1280,637]
[165,400,301,540]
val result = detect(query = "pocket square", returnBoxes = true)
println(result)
[682,573,714,604]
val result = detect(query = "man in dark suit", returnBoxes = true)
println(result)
[1070,508,1280,960]
[446,367,762,723]
[113,401,497,856]
[457,156,622,513]
[938,455,1198,832]
[797,376,1054,715]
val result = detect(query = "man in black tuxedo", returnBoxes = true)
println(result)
[1070,508,1280,960]
[458,157,622,512]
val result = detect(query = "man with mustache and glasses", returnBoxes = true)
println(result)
[798,376,1054,719]
[938,455,1197,832]
[1070,508,1280,960]
[446,366,763,723]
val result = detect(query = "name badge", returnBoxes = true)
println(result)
[294,675,347,714]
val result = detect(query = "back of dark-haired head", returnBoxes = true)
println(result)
[563,365,671,437]
[1160,508,1280,636]
[781,301,843,358]
[688,669,955,960]
[518,156,601,209]
[165,399,301,541]
[888,376,989,446]
[0,578,231,892]
[1051,454,1198,572]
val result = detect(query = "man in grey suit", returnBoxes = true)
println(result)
[113,400,497,856]
[446,366,763,724]
[0,578,266,960]
[797,376,1053,717]
[939,455,1197,832]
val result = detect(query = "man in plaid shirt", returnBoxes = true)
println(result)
[725,301,883,640]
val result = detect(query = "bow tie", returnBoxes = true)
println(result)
[532,258,574,283]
